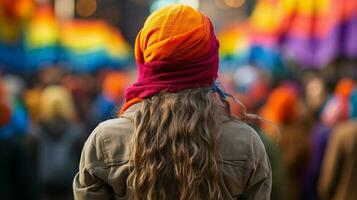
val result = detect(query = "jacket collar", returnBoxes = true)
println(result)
[120,101,142,120]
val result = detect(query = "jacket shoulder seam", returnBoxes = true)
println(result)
[86,157,129,170]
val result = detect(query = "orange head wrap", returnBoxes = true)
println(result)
[259,84,300,140]
[125,5,219,101]
[260,84,299,124]
[135,5,213,63]
[335,78,355,99]
[102,72,131,101]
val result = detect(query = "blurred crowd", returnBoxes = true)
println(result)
[221,63,357,200]
[0,61,357,200]
[0,66,134,200]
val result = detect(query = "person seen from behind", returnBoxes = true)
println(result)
[29,86,84,200]
[0,79,37,200]
[73,5,272,200]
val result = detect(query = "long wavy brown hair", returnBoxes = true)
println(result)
[127,87,228,200]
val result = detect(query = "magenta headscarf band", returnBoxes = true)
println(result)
[125,31,219,101]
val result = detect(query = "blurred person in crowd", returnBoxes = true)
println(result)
[318,83,357,200]
[301,75,330,200]
[0,80,11,125]
[74,5,272,200]
[303,78,355,200]
[231,65,271,112]
[61,73,99,134]
[304,73,327,118]
[24,66,68,123]
[0,79,37,200]
[321,79,355,126]
[24,84,42,123]
[0,75,30,139]
[29,85,84,200]
[221,66,287,200]
[260,83,313,200]
[38,66,66,86]
[88,71,131,132]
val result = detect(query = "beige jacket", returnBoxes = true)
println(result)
[73,103,272,199]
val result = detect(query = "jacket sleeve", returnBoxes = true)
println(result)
[73,124,112,200]
[241,132,272,200]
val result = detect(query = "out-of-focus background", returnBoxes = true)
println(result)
[0,0,357,200]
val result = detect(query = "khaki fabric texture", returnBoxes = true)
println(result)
[73,103,272,200]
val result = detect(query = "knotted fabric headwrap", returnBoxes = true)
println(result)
[125,5,219,101]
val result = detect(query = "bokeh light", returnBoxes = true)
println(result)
[224,0,245,8]
[54,0,75,19]
[150,0,200,13]
[76,0,97,17]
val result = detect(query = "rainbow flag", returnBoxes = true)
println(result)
[218,23,286,77]
[24,6,58,71]
[0,0,36,72]
[218,24,250,62]
[0,0,35,43]
[0,4,131,73]
[59,20,131,72]
[250,0,357,68]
